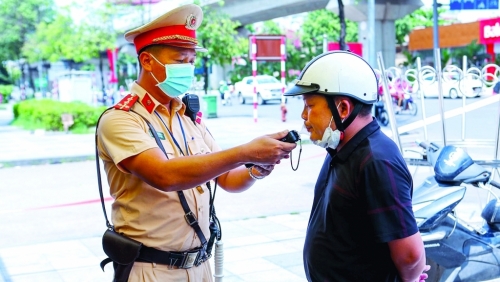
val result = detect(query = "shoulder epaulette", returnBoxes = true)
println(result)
[114,94,139,111]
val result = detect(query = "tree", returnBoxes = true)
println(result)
[338,0,347,51]
[196,3,243,92]
[395,7,452,46]
[450,40,487,68]
[0,0,55,62]
[300,9,357,60]
[22,2,118,64]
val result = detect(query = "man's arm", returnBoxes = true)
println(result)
[120,131,295,192]
[388,232,428,282]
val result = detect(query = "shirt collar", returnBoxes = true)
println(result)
[328,118,380,162]
[130,82,186,116]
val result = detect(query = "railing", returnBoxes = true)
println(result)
[375,50,500,173]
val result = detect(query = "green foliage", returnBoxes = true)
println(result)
[400,50,417,68]
[12,99,106,132]
[22,2,118,64]
[300,9,358,60]
[0,0,56,62]
[197,4,243,67]
[395,7,452,45]
[0,64,12,85]
[450,40,487,67]
[0,84,14,103]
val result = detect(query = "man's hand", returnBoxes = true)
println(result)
[417,265,430,282]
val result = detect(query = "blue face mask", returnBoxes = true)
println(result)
[150,55,195,97]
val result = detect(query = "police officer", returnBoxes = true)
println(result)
[96,4,296,281]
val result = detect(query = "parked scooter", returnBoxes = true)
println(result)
[374,100,389,126]
[412,141,500,282]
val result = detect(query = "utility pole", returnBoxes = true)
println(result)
[368,0,376,67]
[432,0,440,68]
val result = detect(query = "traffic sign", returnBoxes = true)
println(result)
[450,0,499,10]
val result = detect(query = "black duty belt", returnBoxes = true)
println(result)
[136,244,209,269]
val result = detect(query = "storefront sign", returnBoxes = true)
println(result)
[480,17,500,44]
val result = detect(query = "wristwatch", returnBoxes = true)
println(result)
[248,166,264,180]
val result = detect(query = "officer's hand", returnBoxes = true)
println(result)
[252,164,275,178]
[245,130,297,165]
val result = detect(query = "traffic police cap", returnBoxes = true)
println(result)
[124,4,207,54]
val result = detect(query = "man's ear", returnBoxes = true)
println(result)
[337,98,352,120]
[139,52,154,72]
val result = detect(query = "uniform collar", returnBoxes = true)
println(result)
[130,82,186,116]
[327,118,380,162]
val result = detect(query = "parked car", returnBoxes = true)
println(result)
[415,72,483,99]
[234,75,285,105]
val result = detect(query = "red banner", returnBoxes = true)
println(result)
[107,48,118,84]
[328,42,363,56]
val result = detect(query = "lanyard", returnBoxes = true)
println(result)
[154,111,189,156]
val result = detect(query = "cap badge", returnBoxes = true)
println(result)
[185,14,197,30]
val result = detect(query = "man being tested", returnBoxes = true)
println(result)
[284,51,429,282]
[96,4,296,281]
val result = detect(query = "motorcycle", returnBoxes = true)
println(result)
[393,92,418,116]
[411,141,500,282]
[374,100,389,126]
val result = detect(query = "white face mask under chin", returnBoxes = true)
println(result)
[313,116,342,149]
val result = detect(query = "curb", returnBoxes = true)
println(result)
[0,155,95,168]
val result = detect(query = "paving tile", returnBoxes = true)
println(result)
[10,271,64,282]
[220,221,260,238]
[223,241,298,263]
[57,265,114,282]
[231,220,292,235]
[238,268,305,282]
[285,264,307,280]
[264,230,305,241]
[223,258,281,275]
[215,274,245,282]
[263,251,303,268]
[222,234,274,248]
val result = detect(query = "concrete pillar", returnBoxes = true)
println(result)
[327,0,423,68]
[358,20,396,68]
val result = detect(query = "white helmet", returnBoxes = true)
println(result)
[285,51,378,104]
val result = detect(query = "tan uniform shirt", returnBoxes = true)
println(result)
[97,82,221,281]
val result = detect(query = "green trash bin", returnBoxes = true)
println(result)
[202,95,217,118]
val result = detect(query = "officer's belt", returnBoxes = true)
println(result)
[135,244,209,269]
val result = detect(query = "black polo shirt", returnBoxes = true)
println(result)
[303,119,418,282]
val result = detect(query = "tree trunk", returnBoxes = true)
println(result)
[338,0,347,51]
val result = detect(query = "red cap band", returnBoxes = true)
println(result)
[134,25,197,53]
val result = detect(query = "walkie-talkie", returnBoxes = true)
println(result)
[182,93,200,124]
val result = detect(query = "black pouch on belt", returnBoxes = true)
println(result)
[101,229,143,267]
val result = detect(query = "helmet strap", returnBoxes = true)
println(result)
[326,96,344,132]
[326,97,363,135]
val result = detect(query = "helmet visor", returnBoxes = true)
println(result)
[284,80,320,96]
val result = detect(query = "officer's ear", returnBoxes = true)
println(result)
[138,52,154,73]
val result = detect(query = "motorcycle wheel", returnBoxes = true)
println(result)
[378,110,389,126]
[408,101,418,116]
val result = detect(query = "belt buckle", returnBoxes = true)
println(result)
[180,251,199,269]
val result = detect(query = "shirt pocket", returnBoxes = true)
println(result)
[188,138,212,155]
